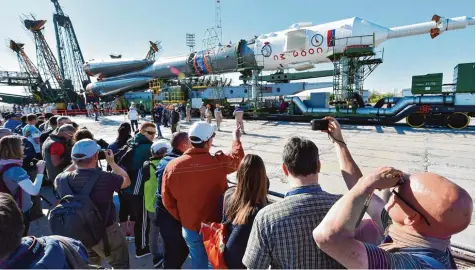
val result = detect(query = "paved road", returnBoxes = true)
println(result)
[29,115,475,267]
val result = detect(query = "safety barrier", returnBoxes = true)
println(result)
[52,109,129,116]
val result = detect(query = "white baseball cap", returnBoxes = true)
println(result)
[151,139,171,153]
[188,121,216,144]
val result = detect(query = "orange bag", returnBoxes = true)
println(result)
[200,222,228,269]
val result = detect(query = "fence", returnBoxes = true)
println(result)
[52,109,129,116]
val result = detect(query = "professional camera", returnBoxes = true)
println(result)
[310,119,329,131]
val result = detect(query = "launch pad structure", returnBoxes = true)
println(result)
[0,0,474,129]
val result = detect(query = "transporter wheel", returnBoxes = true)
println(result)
[447,112,470,129]
[406,113,426,128]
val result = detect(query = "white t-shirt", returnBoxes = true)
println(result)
[128,109,138,120]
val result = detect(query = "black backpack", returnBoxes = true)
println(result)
[48,172,111,255]
[114,143,138,171]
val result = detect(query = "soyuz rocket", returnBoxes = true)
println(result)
[84,15,475,97]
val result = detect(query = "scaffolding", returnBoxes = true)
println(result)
[327,34,383,107]
[242,52,265,110]
[149,78,163,106]
[162,91,185,105]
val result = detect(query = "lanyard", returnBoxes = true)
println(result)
[285,185,322,197]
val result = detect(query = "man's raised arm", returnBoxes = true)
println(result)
[325,116,387,233]
[313,167,402,269]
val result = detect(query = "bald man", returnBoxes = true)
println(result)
[311,118,473,269]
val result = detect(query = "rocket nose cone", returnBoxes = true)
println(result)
[84,64,93,76]
[86,83,93,93]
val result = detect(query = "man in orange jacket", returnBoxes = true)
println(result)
[162,121,244,269]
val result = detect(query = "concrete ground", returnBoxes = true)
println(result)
[29,114,475,267]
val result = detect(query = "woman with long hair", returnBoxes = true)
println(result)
[107,122,132,154]
[107,122,134,237]
[223,154,269,269]
[0,135,45,236]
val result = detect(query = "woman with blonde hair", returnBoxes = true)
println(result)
[222,154,269,269]
[0,135,45,236]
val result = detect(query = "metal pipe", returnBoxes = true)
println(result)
[292,95,454,116]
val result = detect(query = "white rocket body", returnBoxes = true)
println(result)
[254,16,475,71]
[85,15,474,97]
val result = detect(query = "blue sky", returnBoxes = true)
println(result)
[0,0,474,98]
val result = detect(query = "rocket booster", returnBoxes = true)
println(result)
[85,15,474,97]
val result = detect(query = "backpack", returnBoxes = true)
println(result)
[114,143,137,172]
[48,172,111,255]
[0,163,23,209]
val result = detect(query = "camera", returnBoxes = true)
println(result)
[98,149,106,160]
[29,158,39,167]
[311,119,329,131]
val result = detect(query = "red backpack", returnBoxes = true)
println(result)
[0,163,23,208]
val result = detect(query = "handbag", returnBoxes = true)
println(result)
[200,222,228,269]
[200,188,234,269]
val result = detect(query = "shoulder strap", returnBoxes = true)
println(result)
[220,185,236,223]
[58,172,75,196]
[52,236,88,269]
[4,237,42,269]
[412,254,447,269]
[0,163,21,176]
[150,162,157,171]
[80,170,102,196]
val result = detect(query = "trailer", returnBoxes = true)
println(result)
[244,63,475,129]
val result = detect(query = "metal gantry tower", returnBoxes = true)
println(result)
[8,40,52,101]
[51,0,90,91]
[202,0,222,50]
[215,0,222,46]
[23,18,64,90]
[9,40,39,77]
[145,41,162,60]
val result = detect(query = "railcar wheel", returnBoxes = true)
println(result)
[406,113,426,128]
[447,112,470,129]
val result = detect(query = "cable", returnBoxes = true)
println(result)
[328,132,346,146]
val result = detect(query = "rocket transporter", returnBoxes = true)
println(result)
[84,15,474,97]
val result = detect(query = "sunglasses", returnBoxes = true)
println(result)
[145,131,156,136]
[391,176,431,226]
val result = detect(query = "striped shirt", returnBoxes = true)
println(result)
[364,209,454,269]
[364,243,453,269]
[242,185,343,269]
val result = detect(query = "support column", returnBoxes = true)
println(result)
[251,69,259,108]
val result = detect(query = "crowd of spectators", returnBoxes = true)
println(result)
[0,108,472,269]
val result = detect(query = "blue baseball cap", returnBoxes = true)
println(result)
[71,139,100,160]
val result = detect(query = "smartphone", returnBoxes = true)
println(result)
[311,119,329,131]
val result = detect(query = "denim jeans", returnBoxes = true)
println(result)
[155,205,189,268]
[148,212,164,260]
[155,122,163,137]
[182,227,211,269]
